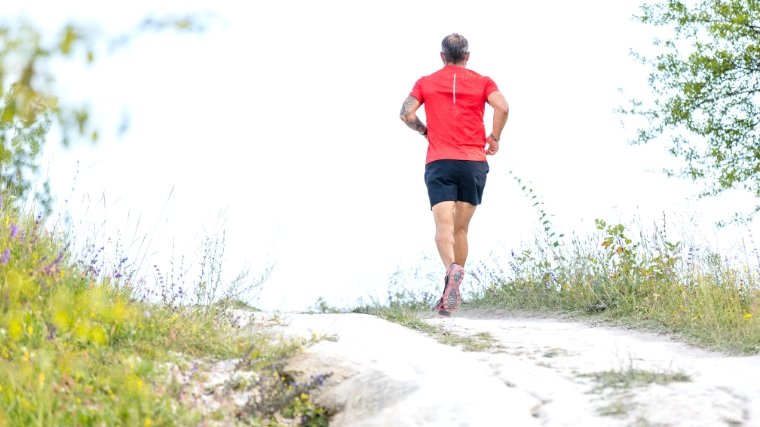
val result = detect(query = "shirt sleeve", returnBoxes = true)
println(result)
[409,78,424,105]
[484,77,499,100]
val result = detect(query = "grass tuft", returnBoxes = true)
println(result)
[363,303,493,352]
[580,360,690,420]
[582,366,691,392]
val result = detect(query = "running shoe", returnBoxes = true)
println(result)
[436,263,464,316]
[435,296,450,317]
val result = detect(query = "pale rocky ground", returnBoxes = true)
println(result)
[254,311,760,427]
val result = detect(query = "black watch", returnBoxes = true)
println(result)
[421,128,428,137]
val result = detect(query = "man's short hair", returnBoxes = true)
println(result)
[441,33,469,64]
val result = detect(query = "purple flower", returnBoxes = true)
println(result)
[1,249,10,265]
[9,225,18,238]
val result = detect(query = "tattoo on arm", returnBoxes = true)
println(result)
[405,115,426,133]
[399,96,418,116]
[399,96,427,134]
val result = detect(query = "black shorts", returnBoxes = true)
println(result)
[424,160,489,209]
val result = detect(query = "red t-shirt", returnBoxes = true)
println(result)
[410,66,499,164]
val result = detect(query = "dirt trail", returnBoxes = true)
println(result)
[258,312,760,426]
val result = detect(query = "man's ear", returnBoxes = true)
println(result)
[440,52,445,63]
[465,52,470,62]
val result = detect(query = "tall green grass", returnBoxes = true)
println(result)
[469,217,760,354]
[0,198,328,426]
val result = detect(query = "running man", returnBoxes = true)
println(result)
[399,33,509,316]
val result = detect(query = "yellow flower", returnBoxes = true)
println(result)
[8,320,22,340]
[744,313,753,320]
[144,418,152,427]
[300,393,308,400]
[27,326,33,335]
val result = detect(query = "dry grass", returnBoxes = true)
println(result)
[468,218,760,354]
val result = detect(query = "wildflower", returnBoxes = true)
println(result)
[744,313,753,320]
[509,262,520,274]
[9,225,17,238]
[1,249,10,265]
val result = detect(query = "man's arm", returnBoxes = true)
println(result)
[486,91,509,155]
[399,96,427,136]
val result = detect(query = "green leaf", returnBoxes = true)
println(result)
[622,0,760,221]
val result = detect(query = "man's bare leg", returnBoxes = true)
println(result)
[453,201,477,267]
[432,201,456,268]
[432,201,477,268]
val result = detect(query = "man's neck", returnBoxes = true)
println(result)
[445,62,466,68]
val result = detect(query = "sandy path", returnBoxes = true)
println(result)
[261,312,760,426]
[429,313,760,427]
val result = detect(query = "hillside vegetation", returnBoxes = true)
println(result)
[468,218,760,354]
[0,198,328,426]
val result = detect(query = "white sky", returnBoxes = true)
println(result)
[8,0,760,310]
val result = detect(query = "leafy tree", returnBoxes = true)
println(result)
[0,14,213,214]
[622,0,760,221]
